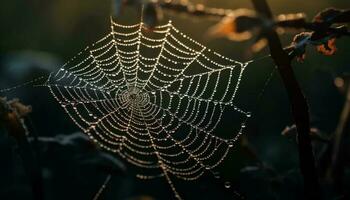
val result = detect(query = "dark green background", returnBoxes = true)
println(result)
[0,0,349,200]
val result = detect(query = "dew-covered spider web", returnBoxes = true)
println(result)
[46,18,253,200]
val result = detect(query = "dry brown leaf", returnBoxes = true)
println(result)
[313,8,343,23]
[291,32,312,62]
[316,37,337,56]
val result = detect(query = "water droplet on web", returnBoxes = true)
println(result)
[224,181,231,189]
[213,171,220,179]
[246,112,252,118]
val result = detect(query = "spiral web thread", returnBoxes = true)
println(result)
[47,18,252,199]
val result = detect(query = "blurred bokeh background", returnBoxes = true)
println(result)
[0,0,350,200]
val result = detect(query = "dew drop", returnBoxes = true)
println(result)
[228,143,234,148]
[224,181,231,189]
[246,112,252,118]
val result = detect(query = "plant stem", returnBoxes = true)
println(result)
[327,81,350,188]
[250,0,320,199]
[0,98,44,200]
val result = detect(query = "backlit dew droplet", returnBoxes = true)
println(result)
[246,112,252,118]
[228,141,234,148]
[224,181,231,189]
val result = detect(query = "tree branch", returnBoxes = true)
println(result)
[250,0,320,199]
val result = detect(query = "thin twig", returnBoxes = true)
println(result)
[158,0,230,19]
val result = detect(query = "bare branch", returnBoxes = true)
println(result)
[250,1,321,199]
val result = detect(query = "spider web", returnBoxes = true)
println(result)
[47,18,252,199]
